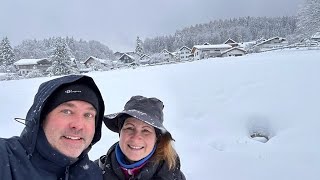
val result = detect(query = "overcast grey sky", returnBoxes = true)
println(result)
[0,0,304,52]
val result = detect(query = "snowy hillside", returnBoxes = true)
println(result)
[1,48,320,179]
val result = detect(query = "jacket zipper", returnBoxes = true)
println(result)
[65,166,70,180]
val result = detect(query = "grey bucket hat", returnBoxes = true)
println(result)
[104,95,173,139]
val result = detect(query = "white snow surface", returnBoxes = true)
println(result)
[1,48,320,179]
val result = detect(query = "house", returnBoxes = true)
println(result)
[221,47,246,57]
[161,49,176,62]
[83,56,110,67]
[13,58,51,76]
[178,46,192,61]
[82,56,112,71]
[223,38,239,47]
[191,44,232,60]
[311,32,320,42]
[114,51,136,60]
[118,53,140,65]
[254,36,287,50]
[114,51,123,59]
[139,54,150,65]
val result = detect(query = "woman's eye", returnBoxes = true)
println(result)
[142,129,151,133]
[124,127,134,131]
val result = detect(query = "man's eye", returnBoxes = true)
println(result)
[62,109,72,114]
[85,113,95,118]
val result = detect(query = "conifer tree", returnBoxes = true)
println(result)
[135,36,144,56]
[296,0,320,41]
[47,38,78,76]
[0,37,15,68]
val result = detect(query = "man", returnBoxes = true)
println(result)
[0,75,105,180]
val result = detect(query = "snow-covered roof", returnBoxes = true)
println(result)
[119,53,140,61]
[84,56,109,64]
[311,32,320,39]
[161,49,171,53]
[179,46,191,51]
[193,44,232,50]
[140,54,150,59]
[255,36,286,46]
[221,47,246,54]
[223,38,237,44]
[13,58,48,66]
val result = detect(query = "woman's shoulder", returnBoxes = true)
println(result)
[95,142,118,169]
[160,155,186,180]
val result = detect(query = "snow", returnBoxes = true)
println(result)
[193,44,232,49]
[1,48,320,179]
[13,58,46,65]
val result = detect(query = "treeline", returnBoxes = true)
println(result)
[14,37,116,62]
[143,16,297,53]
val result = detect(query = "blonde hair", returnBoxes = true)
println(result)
[152,133,178,170]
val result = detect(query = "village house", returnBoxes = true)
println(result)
[139,54,151,65]
[13,58,51,76]
[178,46,192,61]
[118,53,141,66]
[83,56,112,69]
[311,32,320,42]
[161,49,176,62]
[191,44,232,60]
[254,36,287,50]
[221,47,246,57]
[224,38,239,47]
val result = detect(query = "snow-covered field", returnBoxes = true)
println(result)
[1,48,320,179]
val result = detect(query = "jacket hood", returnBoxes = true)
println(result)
[19,75,105,156]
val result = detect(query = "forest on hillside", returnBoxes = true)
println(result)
[143,16,297,53]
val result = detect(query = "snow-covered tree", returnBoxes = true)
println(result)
[295,0,320,41]
[26,66,45,78]
[0,37,16,71]
[47,39,78,76]
[135,36,144,56]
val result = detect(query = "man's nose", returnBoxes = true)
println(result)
[69,114,85,130]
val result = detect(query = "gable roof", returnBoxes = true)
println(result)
[221,47,246,55]
[191,44,232,53]
[179,46,191,51]
[161,49,171,54]
[83,56,109,64]
[311,32,320,39]
[255,36,286,46]
[13,58,50,66]
[119,53,141,61]
[223,38,237,44]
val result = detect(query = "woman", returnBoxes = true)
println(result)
[97,95,186,180]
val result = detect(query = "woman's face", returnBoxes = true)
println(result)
[119,117,157,162]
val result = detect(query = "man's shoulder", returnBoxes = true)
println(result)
[0,136,24,159]
[0,136,20,147]
[0,136,24,152]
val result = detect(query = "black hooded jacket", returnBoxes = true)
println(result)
[0,75,105,180]
[96,143,186,180]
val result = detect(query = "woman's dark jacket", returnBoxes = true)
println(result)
[0,75,105,180]
[96,143,186,180]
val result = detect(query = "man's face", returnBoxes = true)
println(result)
[42,100,96,158]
